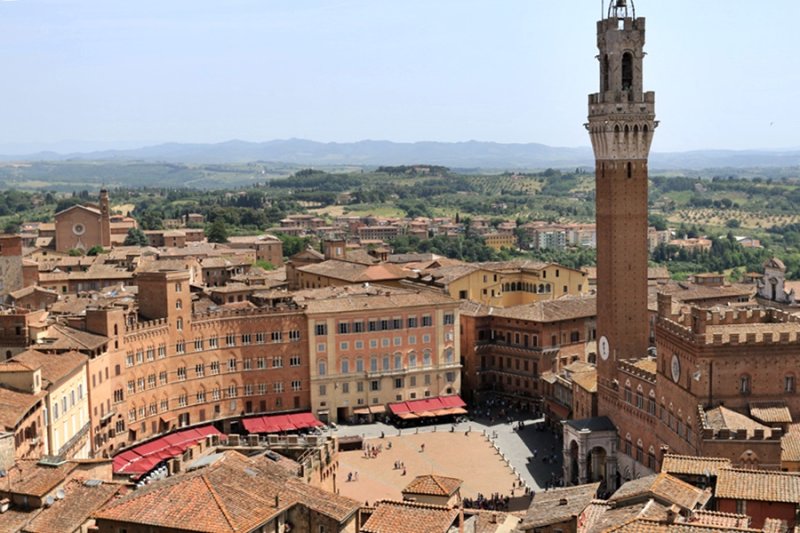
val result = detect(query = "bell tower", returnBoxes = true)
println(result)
[587,0,657,415]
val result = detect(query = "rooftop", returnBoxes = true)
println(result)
[660,455,732,477]
[609,473,710,511]
[715,468,800,504]
[402,474,462,497]
[11,350,88,388]
[519,482,599,529]
[361,500,459,533]
[490,296,596,323]
[94,451,359,532]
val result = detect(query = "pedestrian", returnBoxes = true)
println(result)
[420,443,425,452]
[402,467,407,476]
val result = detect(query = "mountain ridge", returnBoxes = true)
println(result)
[1,139,799,170]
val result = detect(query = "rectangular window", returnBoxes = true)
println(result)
[273,357,283,368]
[422,315,432,327]
[340,341,349,351]
[407,317,418,328]
[319,384,327,396]
[175,341,185,354]
[256,332,266,344]
[244,384,253,396]
[257,357,266,369]
[177,367,187,381]
[228,358,237,372]
[290,356,301,367]
[209,337,218,349]
[127,380,135,395]
[316,323,327,336]
[146,347,155,361]
[196,363,205,377]
[243,359,252,371]
[357,381,364,392]
[289,330,301,341]
[392,318,402,329]
[271,331,282,342]
[342,382,350,394]
[126,353,134,367]
[408,335,416,345]
[292,380,301,392]
[159,371,168,385]
[338,322,350,334]
[225,334,236,347]
[394,378,403,389]
[211,361,220,375]
[368,320,378,332]
[370,380,380,391]
[443,313,455,325]
[194,339,204,351]
[147,374,156,388]
[258,383,267,395]
[353,321,364,333]
[786,376,796,393]
[317,343,326,353]
[241,334,252,345]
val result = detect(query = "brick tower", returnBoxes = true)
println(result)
[587,0,657,415]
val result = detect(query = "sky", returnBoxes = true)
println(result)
[0,0,798,154]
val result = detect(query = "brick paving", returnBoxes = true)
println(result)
[334,431,525,507]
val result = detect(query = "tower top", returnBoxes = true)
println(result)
[606,0,636,19]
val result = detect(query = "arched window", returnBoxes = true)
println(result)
[394,354,402,370]
[627,162,633,179]
[318,360,327,376]
[622,52,633,91]
[444,348,453,364]
[340,359,349,374]
[370,357,378,372]
[356,358,364,373]
[408,352,417,368]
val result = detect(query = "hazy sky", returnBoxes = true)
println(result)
[1,0,798,153]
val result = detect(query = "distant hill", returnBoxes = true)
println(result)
[1,139,799,170]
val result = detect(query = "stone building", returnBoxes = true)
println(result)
[460,296,596,410]
[300,285,461,424]
[0,234,23,298]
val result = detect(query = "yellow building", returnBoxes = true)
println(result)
[12,350,90,459]
[417,260,588,308]
[483,232,517,251]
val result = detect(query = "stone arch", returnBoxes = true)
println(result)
[622,51,633,90]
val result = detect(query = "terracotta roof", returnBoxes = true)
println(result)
[458,510,522,533]
[749,402,793,424]
[297,260,408,283]
[0,360,39,373]
[571,370,597,393]
[782,430,800,463]
[40,324,108,351]
[0,387,45,430]
[584,499,669,533]
[491,296,596,323]
[520,482,599,528]
[688,510,751,529]
[715,468,800,504]
[361,500,459,533]
[402,474,462,497]
[605,517,762,533]
[299,286,457,314]
[661,455,732,477]
[703,406,773,438]
[0,507,38,533]
[6,460,78,498]
[11,350,87,388]
[23,479,121,533]
[609,473,709,511]
[94,451,358,532]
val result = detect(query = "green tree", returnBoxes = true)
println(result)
[68,248,84,257]
[87,245,105,256]
[253,259,276,271]
[207,219,229,243]
[123,228,149,246]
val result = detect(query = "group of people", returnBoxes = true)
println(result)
[462,492,511,511]
[346,471,359,482]
[393,460,407,476]
[363,443,384,459]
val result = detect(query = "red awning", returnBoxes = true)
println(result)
[242,412,323,434]
[113,424,224,475]
[546,401,571,420]
[389,395,468,417]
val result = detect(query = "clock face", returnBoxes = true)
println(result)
[599,336,610,361]
[671,354,681,383]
